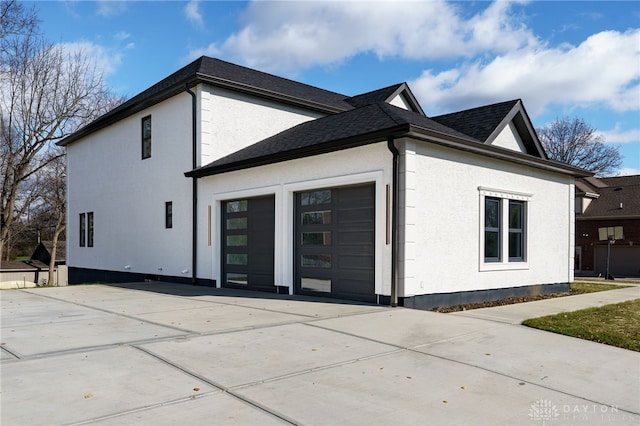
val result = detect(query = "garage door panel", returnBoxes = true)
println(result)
[222,195,275,292]
[334,278,375,302]
[338,208,374,224]
[295,183,375,302]
[338,230,375,245]
[338,255,375,269]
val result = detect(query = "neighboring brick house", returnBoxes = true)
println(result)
[575,175,640,278]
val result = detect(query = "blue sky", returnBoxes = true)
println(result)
[35,0,639,175]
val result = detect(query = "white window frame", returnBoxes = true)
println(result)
[479,187,531,271]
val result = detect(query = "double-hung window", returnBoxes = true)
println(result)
[484,197,501,262]
[479,187,530,270]
[508,200,524,261]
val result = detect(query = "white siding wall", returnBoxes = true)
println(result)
[67,94,194,278]
[199,86,324,166]
[67,85,329,280]
[399,138,574,297]
[196,142,393,296]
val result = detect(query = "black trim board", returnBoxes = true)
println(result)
[68,267,216,287]
[400,283,570,310]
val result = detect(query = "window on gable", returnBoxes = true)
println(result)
[165,201,173,229]
[480,188,530,270]
[141,115,151,159]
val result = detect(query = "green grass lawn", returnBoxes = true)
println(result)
[523,299,640,352]
[570,281,628,293]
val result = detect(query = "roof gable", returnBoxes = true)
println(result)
[432,100,547,159]
[345,83,425,115]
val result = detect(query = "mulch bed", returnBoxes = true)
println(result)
[430,291,577,313]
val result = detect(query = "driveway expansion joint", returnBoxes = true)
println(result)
[131,345,300,425]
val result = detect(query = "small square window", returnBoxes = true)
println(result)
[165,201,172,229]
[141,115,151,159]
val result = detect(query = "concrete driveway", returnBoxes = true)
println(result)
[1,283,639,425]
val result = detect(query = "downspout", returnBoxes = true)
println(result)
[387,137,399,307]
[186,85,198,285]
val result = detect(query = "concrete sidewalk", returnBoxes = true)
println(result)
[451,283,640,324]
[1,283,639,425]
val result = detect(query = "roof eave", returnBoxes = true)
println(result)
[185,124,411,178]
[576,214,640,220]
[58,76,200,147]
[195,73,349,114]
[58,72,349,148]
[406,125,592,178]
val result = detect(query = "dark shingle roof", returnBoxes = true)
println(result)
[59,56,353,146]
[578,175,640,218]
[186,103,485,177]
[195,57,353,111]
[345,83,425,115]
[431,100,519,142]
[344,83,405,108]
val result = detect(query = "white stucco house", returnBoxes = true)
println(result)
[59,56,589,308]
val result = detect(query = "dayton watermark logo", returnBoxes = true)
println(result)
[529,399,622,424]
[529,399,560,425]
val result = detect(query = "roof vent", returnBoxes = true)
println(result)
[619,202,623,209]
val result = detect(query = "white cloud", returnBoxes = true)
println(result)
[616,167,640,176]
[96,1,127,17]
[410,29,640,116]
[597,125,640,145]
[188,0,639,125]
[114,31,131,42]
[187,43,220,62]
[59,41,122,77]
[185,0,204,28]
[193,0,538,72]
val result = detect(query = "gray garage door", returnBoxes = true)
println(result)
[295,183,375,302]
[594,245,640,277]
[222,195,275,292]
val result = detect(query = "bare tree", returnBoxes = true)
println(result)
[0,0,37,53]
[537,117,623,176]
[30,150,66,285]
[1,0,122,262]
